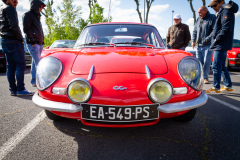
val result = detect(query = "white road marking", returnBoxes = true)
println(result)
[208,95,240,112]
[0,110,46,160]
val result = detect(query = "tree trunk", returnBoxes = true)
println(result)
[189,0,196,25]
[145,0,154,24]
[134,0,142,23]
[202,0,206,6]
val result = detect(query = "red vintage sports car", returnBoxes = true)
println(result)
[33,22,208,127]
[212,39,240,69]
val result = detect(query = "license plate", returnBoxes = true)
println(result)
[81,104,159,122]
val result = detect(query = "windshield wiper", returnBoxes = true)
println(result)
[114,42,155,48]
[77,42,112,47]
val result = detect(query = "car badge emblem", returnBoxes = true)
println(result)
[113,86,127,90]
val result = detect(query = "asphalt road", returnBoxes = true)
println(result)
[0,66,240,160]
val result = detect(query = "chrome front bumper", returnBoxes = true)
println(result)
[32,91,208,113]
[32,93,83,113]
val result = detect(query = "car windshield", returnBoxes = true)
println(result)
[50,40,76,49]
[75,24,165,48]
[232,39,240,48]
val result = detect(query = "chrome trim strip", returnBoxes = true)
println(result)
[88,65,94,80]
[145,65,151,79]
[32,92,83,113]
[228,58,240,61]
[157,91,208,113]
[173,87,188,95]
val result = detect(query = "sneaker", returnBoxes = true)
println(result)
[220,87,233,93]
[205,88,220,94]
[32,84,37,87]
[10,91,17,96]
[17,89,34,96]
[204,79,210,84]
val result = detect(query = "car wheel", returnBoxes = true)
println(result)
[225,57,231,70]
[45,110,64,121]
[174,108,197,122]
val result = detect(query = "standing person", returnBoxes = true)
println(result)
[206,0,238,94]
[0,0,34,96]
[192,6,216,84]
[166,14,191,50]
[23,0,46,87]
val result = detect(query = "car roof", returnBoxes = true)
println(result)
[89,22,154,26]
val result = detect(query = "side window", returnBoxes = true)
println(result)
[150,32,160,47]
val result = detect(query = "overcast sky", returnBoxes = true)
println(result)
[1,0,240,39]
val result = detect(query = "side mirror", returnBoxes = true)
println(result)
[166,45,172,49]
[46,46,49,49]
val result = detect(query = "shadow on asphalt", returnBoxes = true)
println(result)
[51,113,206,160]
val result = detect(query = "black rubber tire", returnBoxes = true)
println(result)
[174,108,197,122]
[45,110,64,121]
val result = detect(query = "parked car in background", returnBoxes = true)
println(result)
[33,22,208,128]
[41,40,76,58]
[23,39,32,65]
[214,39,240,70]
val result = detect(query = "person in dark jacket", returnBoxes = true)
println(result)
[206,0,238,94]
[23,0,46,87]
[0,0,34,96]
[192,6,216,84]
[166,14,191,50]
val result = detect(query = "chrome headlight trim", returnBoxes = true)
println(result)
[36,56,63,91]
[67,78,92,104]
[147,78,173,104]
[177,56,203,91]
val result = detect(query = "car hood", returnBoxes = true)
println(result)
[72,47,168,74]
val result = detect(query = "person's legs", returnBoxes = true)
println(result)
[203,46,213,80]
[212,50,226,90]
[221,51,232,88]
[1,39,25,92]
[27,44,41,85]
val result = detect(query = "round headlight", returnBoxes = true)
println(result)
[67,78,92,103]
[147,78,173,104]
[178,56,203,90]
[37,57,62,90]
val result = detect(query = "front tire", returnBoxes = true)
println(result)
[174,108,197,122]
[45,110,64,121]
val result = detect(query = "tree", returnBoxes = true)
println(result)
[42,0,55,46]
[57,0,82,40]
[187,0,196,25]
[187,0,206,25]
[89,3,109,24]
[133,0,155,23]
[202,0,206,6]
[88,0,98,23]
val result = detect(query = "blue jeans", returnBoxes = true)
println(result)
[196,46,213,79]
[212,50,232,89]
[1,39,26,92]
[27,44,43,84]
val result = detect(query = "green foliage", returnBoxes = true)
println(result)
[43,0,109,47]
[89,3,109,24]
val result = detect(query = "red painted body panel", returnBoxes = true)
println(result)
[72,47,168,74]
[38,46,202,127]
